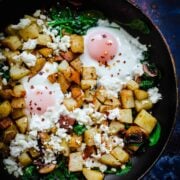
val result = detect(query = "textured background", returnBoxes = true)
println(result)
[129,0,180,179]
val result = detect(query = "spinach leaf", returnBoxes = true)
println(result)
[149,122,161,146]
[21,165,39,180]
[124,19,150,34]
[73,124,87,135]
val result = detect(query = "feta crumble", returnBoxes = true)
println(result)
[148,87,162,103]
[11,18,31,30]
[108,108,121,120]
[22,39,37,50]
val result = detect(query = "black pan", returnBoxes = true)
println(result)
[0,0,178,179]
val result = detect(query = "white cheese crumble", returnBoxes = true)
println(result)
[94,133,101,147]
[33,9,41,17]
[148,87,162,103]
[108,108,121,120]
[59,35,71,52]
[132,63,144,76]
[2,78,8,85]
[22,39,37,50]
[11,18,31,30]
[42,149,57,164]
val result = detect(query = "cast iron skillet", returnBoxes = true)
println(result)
[0,0,178,179]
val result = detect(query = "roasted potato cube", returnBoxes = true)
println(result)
[63,97,77,111]
[0,101,11,119]
[126,80,139,90]
[15,116,28,134]
[39,48,53,57]
[81,80,97,90]
[70,68,81,85]
[57,73,71,93]
[70,35,84,53]
[37,34,52,46]
[71,86,83,99]
[95,88,107,103]
[58,60,71,79]
[134,109,157,134]
[82,168,104,180]
[60,50,76,61]
[61,139,70,156]
[19,23,39,41]
[0,142,9,156]
[11,98,26,108]
[99,105,113,113]
[70,58,82,73]
[0,89,13,100]
[82,67,97,80]
[48,73,59,84]
[5,25,17,35]
[3,124,17,143]
[134,89,148,100]
[1,36,22,50]
[119,109,133,124]
[2,50,20,64]
[69,152,83,172]
[28,147,40,158]
[10,65,30,80]
[93,98,101,111]
[120,89,135,109]
[135,99,153,112]
[18,152,32,166]
[100,154,121,167]
[30,57,46,77]
[13,85,26,98]
[11,108,25,119]
[104,96,120,108]
[109,121,125,135]
[84,90,95,102]
[69,134,82,148]
[84,128,97,146]
[0,118,12,129]
[111,146,129,163]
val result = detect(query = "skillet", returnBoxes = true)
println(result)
[0,0,178,179]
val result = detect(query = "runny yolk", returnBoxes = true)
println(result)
[87,31,118,63]
[25,86,56,115]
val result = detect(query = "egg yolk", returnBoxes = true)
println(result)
[25,86,56,115]
[87,31,118,63]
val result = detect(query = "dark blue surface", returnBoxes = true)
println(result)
[130,0,180,179]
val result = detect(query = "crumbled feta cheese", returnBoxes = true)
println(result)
[40,14,47,20]
[20,51,37,67]
[108,108,121,120]
[47,42,58,50]
[59,35,71,52]
[43,149,56,164]
[2,78,8,85]
[94,133,101,146]
[133,63,144,76]
[33,10,41,17]
[2,65,9,71]
[99,124,109,133]
[36,19,44,26]
[148,87,162,103]
[11,18,31,30]
[3,157,23,177]
[23,39,37,50]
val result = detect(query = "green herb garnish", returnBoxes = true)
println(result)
[73,124,87,135]
[21,165,38,180]
[149,122,161,146]
[0,61,10,81]
[48,7,99,36]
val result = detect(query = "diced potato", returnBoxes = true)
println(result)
[81,80,97,90]
[95,87,107,103]
[0,89,13,100]
[11,98,26,108]
[28,147,40,158]
[84,90,95,102]
[71,86,83,99]
[5,25,17,35]
[13,84,26,98]
[0,117,12,129]
[39,48,53,57]
[82,67,97,80]
[70,58,82,73]
[11,108,25,119]
[61,139,70,156]
[111,146,129,163]
[60,50,76,61]
[70,68,81,85]
[39,164,56,174]
[135,99,153,112]
[18,152,32,166]
[100,154,121,167]
[10,65,30,80]
[1,36,22,50]
[2,50,20,64]
[104,96,120,108]
[69,152,83,172]
[120,89,135,109]
[37,34,52,46]
[57,73,71,93]
[48,73,59,84]
[30,57,46,77]
[134,89,148,100]
[39,132,50,142]
[3,124,17,143]
[24,15,37,23]
[99,105,113,113]
[71,35,84,53]
[126,80,139,90]
[19,23,39,40]
[84,128,97,146]
[119,109,133,124]
[109,121,125,135]
[134,109,157,134]
[0,101,11,119]
[69,134,82,148]
[93,98,101,111]
[0,142,9,157]
[82,168,104,180]
[63,97,77,111]
[15,116,28,134]
[127,144,140,152]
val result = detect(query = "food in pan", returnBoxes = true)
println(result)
[0,5,162,179]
